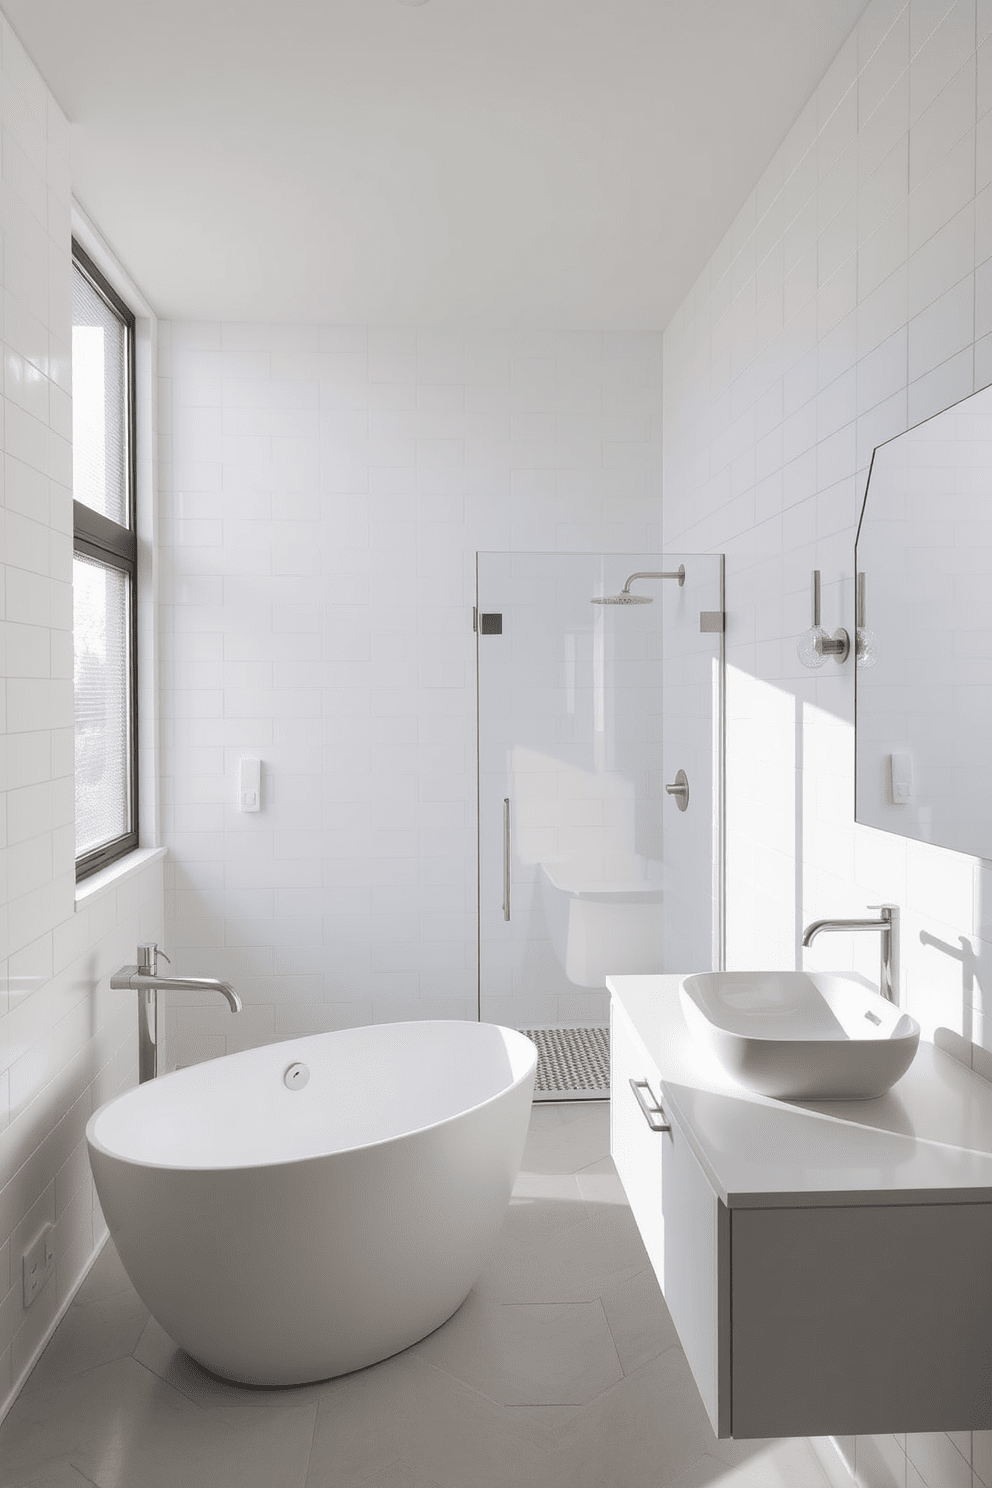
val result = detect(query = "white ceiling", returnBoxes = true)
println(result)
[7,0,869,328]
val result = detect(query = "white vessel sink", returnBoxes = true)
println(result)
[679,971,920,1100]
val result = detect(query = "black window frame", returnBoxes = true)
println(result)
[72,240,139,880]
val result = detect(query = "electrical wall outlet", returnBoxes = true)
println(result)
[23,1224,55,1307]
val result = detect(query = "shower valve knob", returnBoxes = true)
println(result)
[665,769,689,811]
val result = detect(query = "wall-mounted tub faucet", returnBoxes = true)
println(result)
[801,905,899,1003]
[111,942,242,1082]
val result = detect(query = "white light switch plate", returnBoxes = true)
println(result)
[889,751,912,804]
[239,757,261,812]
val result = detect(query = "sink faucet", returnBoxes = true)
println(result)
[111,942,242,1082]
[801,905,899,1003]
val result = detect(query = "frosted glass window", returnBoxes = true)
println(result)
[73,554,132,859]
[72,264,129,525]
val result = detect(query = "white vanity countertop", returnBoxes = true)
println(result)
[609,973,992,1210]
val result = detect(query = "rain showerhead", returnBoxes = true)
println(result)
[591,565,685,605]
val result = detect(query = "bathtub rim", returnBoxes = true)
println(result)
[86,1018,538,1174]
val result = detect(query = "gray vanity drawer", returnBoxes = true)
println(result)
[730,1200,992,1438]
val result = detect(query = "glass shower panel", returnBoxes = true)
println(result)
[477,552,723,1031]
[661,553,725,973]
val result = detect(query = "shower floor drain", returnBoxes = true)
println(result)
[518,1026,610,1101]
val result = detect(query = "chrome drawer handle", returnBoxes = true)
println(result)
[629,1078,671,1133]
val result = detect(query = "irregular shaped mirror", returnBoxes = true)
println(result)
[855,382,992,858]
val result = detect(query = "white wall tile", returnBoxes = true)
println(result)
[913,142,977,265]
[907,273,974,379]
[0,14,166,1424]
[910,0,977,120]
[160,327,662,1055]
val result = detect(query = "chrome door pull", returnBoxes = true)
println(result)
[629,1078,671,1133]
[502,798,511,921]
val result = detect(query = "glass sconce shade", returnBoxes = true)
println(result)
[855,574,878,668]
[856,627,878,667]
[797,571,851,668]
[797,626,830,668]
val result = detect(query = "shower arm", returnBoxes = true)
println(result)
[621,566,685,593]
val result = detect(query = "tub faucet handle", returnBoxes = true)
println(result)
[137,943,170,974]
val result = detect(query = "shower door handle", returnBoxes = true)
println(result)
[502,798,511,921]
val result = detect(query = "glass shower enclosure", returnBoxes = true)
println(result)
[476,552,724,1035]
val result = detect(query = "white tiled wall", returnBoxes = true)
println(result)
[0,18,165,1424]
[663,0,992,1483]
[157,326,663,1063]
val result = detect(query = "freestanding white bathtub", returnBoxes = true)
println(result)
[85,1020,536,1386]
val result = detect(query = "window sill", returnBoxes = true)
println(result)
[75,845,167,910]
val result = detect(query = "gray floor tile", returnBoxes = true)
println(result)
[499,1170,590,1244]
[732,1438,832,1485]
[0,1357,187,1482]
[574,1153,629,1206]
[520,1102,611,1174]
[599,1265,680,1374]
[70,1243,135,1311]
[550,1346,719,1488]
[0,1356,317,1488]
[665,1439,832,1488]
[307,1352,556,1488]
[664,1453,750,1488]
[20,1290,149,1399]
[305,1350,422,1485]
[706,1428,832,1481]
[2,1463,99,1488]
[390,1359,559,1488]
[906,1432,970,1488]
[495,1401,586,1449]
[355,1464,441,1488]
[855,1433,906,1488]
[132,1314,323,1411]
[413,1291,622,1405]
[480,1198,649,1303]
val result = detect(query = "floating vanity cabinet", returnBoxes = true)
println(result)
[609,974,992,1440]
[610,1000,664,1278]
[660,1096,730,1436]
[610,997,730,1435]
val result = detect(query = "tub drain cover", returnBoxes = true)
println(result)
[518,1026,610,1101]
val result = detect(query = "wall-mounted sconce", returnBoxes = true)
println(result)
[797,570,850,668]
[856,571,877,668]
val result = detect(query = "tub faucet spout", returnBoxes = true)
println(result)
[123,972,242,1013]
[110,943,242,1082]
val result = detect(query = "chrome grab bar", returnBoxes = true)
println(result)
[502,798,511,922]
[629,1078,671,1133]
